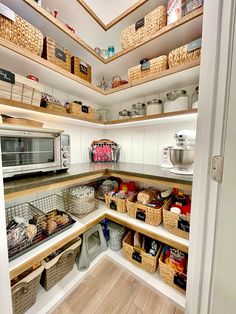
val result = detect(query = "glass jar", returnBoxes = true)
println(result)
[96,108,110,122]
[146,99,163,115]
[118,110,131,120]
[164,90,189,113]
[101,49,109,60]
[191,86,199,109]
[108,46,115,58]
[131,102,146,118]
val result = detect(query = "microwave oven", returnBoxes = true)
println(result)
[0,125,70,178]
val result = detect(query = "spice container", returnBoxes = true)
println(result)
[119,110,131,120]
[146,99,163,115]
[131,102,146,118]
[191,86,199,109]
[96,108,110,121]
[108,46,115,57]
[101,49,109,59]
[164,90,189,113]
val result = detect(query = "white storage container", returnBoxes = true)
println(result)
[164,90,189,113]
[147,99,163,115]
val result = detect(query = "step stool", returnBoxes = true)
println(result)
[77,223,107,271]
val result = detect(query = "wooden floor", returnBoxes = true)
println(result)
[51,258,184,314]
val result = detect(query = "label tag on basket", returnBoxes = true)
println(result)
[187,38,202,52]
[132,250,142,263]
[110,200,117,210]
[55,48,66,62]
[0,3,16,22]
[81,105,89,113]
[0,68,15,84]
[178,217,190,233]
[141,61,150,71]
[136,208,146,221]
[80,64,88,75]
[174,274,187,290]
[135,17,145,30]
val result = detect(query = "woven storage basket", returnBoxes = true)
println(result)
[41,238,81,291]
[105,193,127,213]
[46,102,66,113]
[126,192,171,226]
[163,208,190,239]
[168,39,201,68]
[11,265,44,314]
[66,102,96,120]
[0,9,43,55]
[121,6,166,50]
[159,250,187,293]
[0,71,43,106]
[42,37,71,72]
[128,55,168,81]
[71,56,92,82]
[122,231,162,273]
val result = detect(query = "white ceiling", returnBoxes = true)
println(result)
[84,0,140,24]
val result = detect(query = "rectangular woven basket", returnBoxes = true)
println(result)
[66,102,96,120]
[42,37,71,72]
[71,56,92,82]
[46,102,66,113]
[128,55,168,81]
[11,265,44,314]
[159,250,187,293]
[105,193,127,213]
[120,6,166,50]
[122,231,162,273]
[0,11,43,55]
[41,238,81,291]
[163,208,190,239]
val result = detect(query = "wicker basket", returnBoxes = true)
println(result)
[0,71,43,106]
[168,38,201,68]
[128,56,168,81]
[42,37,71,72]
[163,208,190,239]
[46,102,66,113]
[71,56,92,82]
[0,8,43,55]
[127,192,171,226]
[41,238,81,291]
[121,6,166,50]
[105,193,127,213]
[11,265,44,314]
[122,231,162,273]
[66,102,96,120]
[159,250,187,293]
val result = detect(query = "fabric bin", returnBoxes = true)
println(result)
[42,37,71,72]
[105,193,127,213]
[66,102,96,120]
[41,238,81,291]
[120,6,166,50]
[71,56,92,82]
[11,265,44,314]
[122,231,162,273]
[128,56,168,81]
[0,4,43,55]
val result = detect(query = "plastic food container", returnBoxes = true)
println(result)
[131,102,146,117]
[164,90,189,113]
[146,99,163,115]
[119,110,131,120]
[191,86,199,109]
[96,108,110,121]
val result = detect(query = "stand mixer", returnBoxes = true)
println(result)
[169,130,196,175]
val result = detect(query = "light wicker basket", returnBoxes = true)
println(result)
[11,265,44,314]
[105,193,127,213]
[168,39,201,68]
[163,208,190,239]
[159,250,187,293]
[46,102,66,113]
[42,37,71,72]
[128,55,168,81]
[71,56,92,82]
[66,102,96,120]
[41,238,81,291]
[0,9,43,55]
[120,6,166,50]
[126,192,171,226]
[122,231,162,273]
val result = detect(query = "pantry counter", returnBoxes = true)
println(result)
[4,162,192,198]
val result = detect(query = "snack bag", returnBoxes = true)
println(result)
[163,245,187,273]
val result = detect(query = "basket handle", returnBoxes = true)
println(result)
[56,249,76,267]
[11,282,28,296]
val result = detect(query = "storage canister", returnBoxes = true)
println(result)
[131,102,146,117]
[146,99,163,115]
[119,110,131,120]
[164,90,189,113]
[191,86,199,109]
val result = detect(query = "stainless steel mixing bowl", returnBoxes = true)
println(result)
[169,148,195,168]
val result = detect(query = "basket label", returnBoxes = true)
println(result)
[132,250,142,263]
[81,105,89,113]
[80,64,88,75]
[187,38,202,52]
[0,68,15,84]
[109,200,117,210]
[136,208,146,221]
[55,48,66,62]
[178,217,190,233]
[135,17,145,30]
[141,61,150,71]
[0,3,16,22]
[174,273,187,290]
